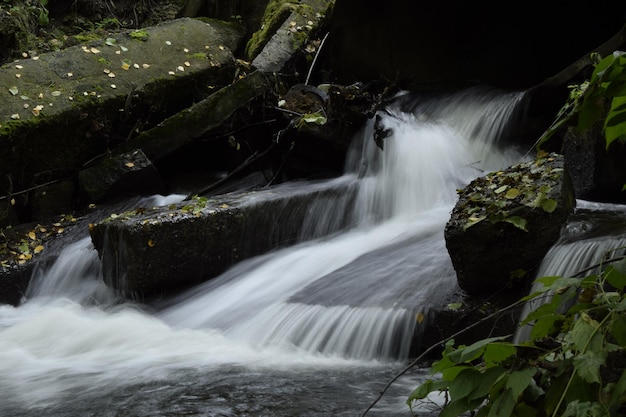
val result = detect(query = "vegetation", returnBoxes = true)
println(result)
[536,51,626,152]
[404,50,626,417]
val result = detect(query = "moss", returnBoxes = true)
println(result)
[190,52,207,60]
[129,30,149,41]
[245,0,299,59]
[74,33,101,43]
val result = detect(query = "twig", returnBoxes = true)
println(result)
[184,142,276,199]
[361,298,528,416]
[305,32,329,85]
[362,252,626,416]
[0,178,66,201]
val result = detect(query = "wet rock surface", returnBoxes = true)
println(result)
[445,153,576,295]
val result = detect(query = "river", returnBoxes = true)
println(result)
[0,87,545,416]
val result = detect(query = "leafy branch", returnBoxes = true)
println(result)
[535,50,626,152]
[402,252,626,417]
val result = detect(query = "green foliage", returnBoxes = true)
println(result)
[408,254,626,416]
[129,30,149,41]
[537,50,626,150]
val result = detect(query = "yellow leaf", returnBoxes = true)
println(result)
[147,239,155,247]
[125,162,135,168]
[28,231,36,240]
[219,204,229,209]
[34,245,44,254]
[505,188,520,199]
[416,312,425,324]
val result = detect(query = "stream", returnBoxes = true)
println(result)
[2,87,623,416]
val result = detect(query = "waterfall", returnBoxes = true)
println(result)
[0,87,529,415]
[515,202,626,343]
[157,87,528,359]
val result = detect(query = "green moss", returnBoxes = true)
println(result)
[245,0,299,59]
[129,30,149,41]
[96,57,111,65]
[74,33,101,43]
[191,52,207,60]
[95,17,121,30]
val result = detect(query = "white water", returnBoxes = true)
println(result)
[0,87,527,416]
[515,203,626,343]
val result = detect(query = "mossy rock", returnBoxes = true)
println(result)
[0,17,241,224]
[445,153,576,295]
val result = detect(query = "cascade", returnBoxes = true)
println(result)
[0,87,530,416]
[515,202,626,343]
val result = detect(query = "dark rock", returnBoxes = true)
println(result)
[445,153,576,295]
[78,149,164,202]
[89,180,355,297]
[562,124,626,203]
[30,180,76,220]
[0,17,241,224]
[247,0,333,72]
[115,70,273,162]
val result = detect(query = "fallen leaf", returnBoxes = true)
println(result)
[125,162,135,168]
[8,86,18,95]
[416,312,425,324]
[34,245,44,254]
[505,188,520,199]
[28,231,36,240]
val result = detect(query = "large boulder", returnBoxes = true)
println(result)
[89,180,356,297]
[562,123,626,204]
[445,153,576,295]
[0,17,242,225]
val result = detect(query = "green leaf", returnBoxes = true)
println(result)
[610,315,626,345]
[407,378,449,402]
[463,215,486,231]
[605,264,626,291]
[442,365,473,382]
[468,367,507,401]
[487,388,515,417]
[440,398,482,417]
[506,368,537,399]
[541,198,558,213]
[483,343,516,367]
[563,400,609,417]
[604,108,626,128]
[574,350,606,384]
[449,368,481,400]
[300,112,327,126]
[571,312,602,352]
[502,216,527,231]
[447,336,510,364]
[529,314,561,339]
[504,188,520,199]
[608,369,626,412]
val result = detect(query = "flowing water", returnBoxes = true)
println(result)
[0,87,532,416]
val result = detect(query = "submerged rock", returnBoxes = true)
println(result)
[445,153,576,295]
